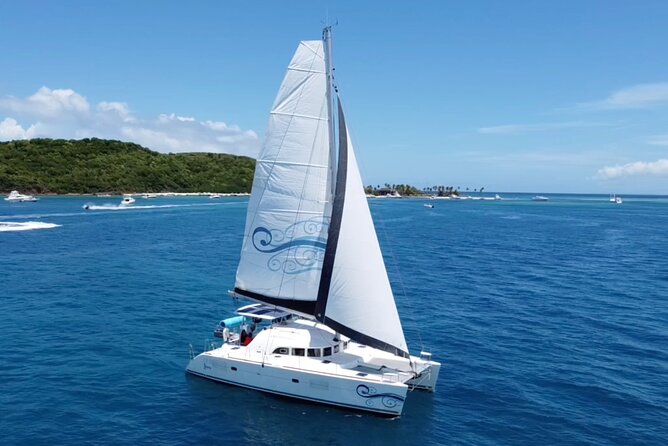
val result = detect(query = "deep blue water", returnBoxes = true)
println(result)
[1,194,667,445]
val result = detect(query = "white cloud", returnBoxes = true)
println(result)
[0,87,260,156]
[0,87,90,118]
[97,101,134,122]
[0,118,38,139]
[477,121,613,135]
[596,159,668,179]
[579,82,668,110]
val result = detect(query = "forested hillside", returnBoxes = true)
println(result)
[0,138,255,194]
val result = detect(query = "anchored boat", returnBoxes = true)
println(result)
[4,190,38,202]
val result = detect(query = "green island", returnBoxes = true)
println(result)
[0,138,474,197]
[0,138,255,194]
[365,184,483,197]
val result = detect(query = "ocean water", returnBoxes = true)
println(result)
[1,194,667,445]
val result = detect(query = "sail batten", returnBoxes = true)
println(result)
[270,111,328,121]
[285,67,326,74]
[256,159,328,168]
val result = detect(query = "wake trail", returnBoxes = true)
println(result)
[82,202,234,211]
[0,221,61,232]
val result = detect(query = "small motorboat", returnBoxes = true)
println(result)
[120,194,135,206]
[424,203,434,208]
[532,195,549,202]
[4,190,38,202]
[209,193,222,199]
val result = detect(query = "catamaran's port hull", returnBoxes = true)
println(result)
[186,353,409,416]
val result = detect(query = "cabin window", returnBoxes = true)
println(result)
[292,348,305,356]
[333,345,340,353]
[272,347,289,355]
[323,347,332,356]
[307,348,321,357]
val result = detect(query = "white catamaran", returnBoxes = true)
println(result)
[187,28,440,417]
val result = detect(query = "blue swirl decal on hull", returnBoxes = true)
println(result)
[356,384,405,408]
[252,219,329,274]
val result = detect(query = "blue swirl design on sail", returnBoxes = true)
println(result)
[355,384,405,408]
[252,219,329,274]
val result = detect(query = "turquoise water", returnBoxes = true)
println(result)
[1,194,667,445]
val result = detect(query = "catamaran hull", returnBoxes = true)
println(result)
[186,353,408,416]
[406,361,441,391]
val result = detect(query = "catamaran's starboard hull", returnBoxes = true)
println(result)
[407,361,441,392]
[186,353,409,416]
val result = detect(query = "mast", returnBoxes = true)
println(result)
[314,26,345,322]
[323,26,337,198]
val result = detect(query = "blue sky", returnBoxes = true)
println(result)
[1,1,667,194]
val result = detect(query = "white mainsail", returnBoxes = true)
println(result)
[235,31,408,357]
[235,40,332,312]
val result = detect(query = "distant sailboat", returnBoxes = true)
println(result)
[186,27,440,417]
[610,194,623,204]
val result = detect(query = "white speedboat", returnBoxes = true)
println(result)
[209,193,222,199]
[187,28,440,417]
[142,193,157,199]
[424,203,434,208]
[532,195,549,201]
[120,194,135,206]
[4,190,38,202]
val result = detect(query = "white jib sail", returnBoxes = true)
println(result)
[235,40,332,305]
[325,130,409,355]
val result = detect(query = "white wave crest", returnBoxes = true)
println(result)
[0,221,61,232]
